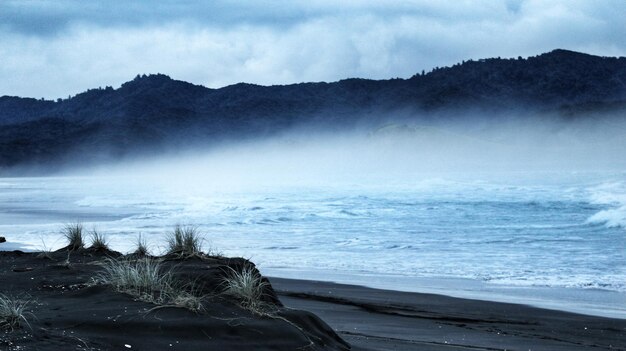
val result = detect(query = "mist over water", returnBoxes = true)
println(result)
[73,113,626,187]
[3,113,626,317]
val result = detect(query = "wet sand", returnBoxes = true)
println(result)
[270,277,626,350]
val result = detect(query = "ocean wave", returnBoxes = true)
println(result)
[471,222,588,230]
[587,181,626,230]
[588,181,626,203]
[486,276,626,293]
[123,212,171,220]
[338,209,358,216]
[76,197,177,209]
[479,236,586,245]
[335,238,361,246]
[5,174,626,307]
[586,205,626,229]
[257,218,280,224]
[312,209,366,219]
[384,244,418,250]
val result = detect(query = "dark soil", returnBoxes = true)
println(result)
[0,249,349,350]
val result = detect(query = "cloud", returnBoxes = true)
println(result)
[0,0,625,99]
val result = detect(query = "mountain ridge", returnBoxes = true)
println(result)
[1,49,626,172]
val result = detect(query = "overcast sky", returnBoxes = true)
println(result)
[1,0,625,99]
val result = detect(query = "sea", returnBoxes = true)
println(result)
[1,171,625,318]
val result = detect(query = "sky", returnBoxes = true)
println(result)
[1,0,625,99]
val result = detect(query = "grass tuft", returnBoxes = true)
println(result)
[0,293,31,330]
[93,258,206,312]
[222,265,270,314]
[166,225,203,258]
[63,222,84,251]
[37,238,54,260]
[133,234,150,256]
[89,229,109,251]
[170,288,205,313]
[94,258,173,304]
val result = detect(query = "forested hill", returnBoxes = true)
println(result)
[1,49,625,171]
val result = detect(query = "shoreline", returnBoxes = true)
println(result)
[263,267,626,320]
[0,244,624,349]
[269,277,626,350]
[2,241,625,319]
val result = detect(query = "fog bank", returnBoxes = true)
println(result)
[70,114,626,191]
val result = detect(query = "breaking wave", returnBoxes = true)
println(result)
[587,181,626,230]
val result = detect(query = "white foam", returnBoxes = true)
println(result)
[587,181,626,229]
[2,173,626,317]
[587,206,626,229]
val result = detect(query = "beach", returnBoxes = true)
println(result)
[1,245,624,350]
[272,278,626,350]
[0,248,349,350]
[2,2,626,349]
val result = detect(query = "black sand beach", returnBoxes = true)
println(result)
[271,278,626,350]
[0,249,349,350]
[1,246,625,350]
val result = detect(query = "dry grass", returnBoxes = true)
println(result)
[133,234,150,256]
[222,265,270,314]
[166,225,204,258]
[0,293,31,330]
[169,283,205,312]
[37,238,54,260]
[63,222,84,251]
[94,257,173,304]
[89,229,109,251]
[93,258,205,312]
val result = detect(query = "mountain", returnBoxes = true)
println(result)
[1,49,625,172]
